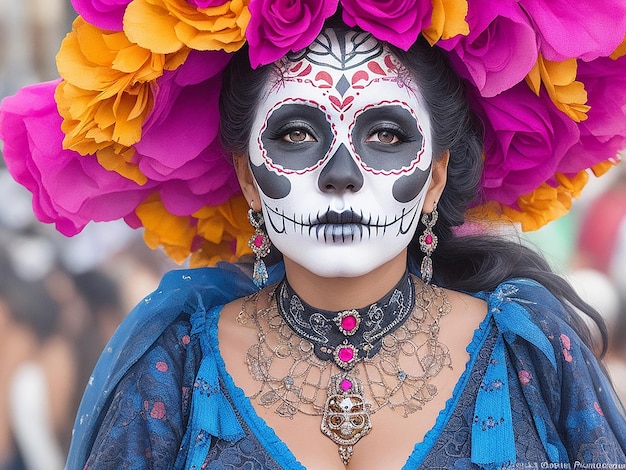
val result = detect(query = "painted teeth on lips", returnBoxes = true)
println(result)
[316,223,364,242]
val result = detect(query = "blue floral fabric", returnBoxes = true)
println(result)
[66,264,626,469]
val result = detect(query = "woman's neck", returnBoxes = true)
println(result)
[282,250,409,311]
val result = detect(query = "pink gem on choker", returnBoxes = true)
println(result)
[334,343,358,369]
[335,309,360,336]
[275,271,415,368]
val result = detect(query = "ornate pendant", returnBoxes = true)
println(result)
[320,374,372,464]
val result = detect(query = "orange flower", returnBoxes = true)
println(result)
[194,196,252,253]
[610,34,626,59]
[124,0,250,54]
[423,0,469,45]
[500,171,589,231]
[590,158,619,177]
[525,55,590,122]
[136,194,197,263]
[55,16,187,184]
[135,193,253,266]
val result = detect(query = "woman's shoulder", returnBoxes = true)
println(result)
[474,277,577,330]
[465,278,590,370]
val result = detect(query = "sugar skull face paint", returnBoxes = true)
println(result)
[248,28,434,277]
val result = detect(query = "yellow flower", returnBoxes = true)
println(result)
[124,0,250,54]
[525,55,590,122]
[135,193,253,266]
[55,16,187,184]
[422,0,469,45]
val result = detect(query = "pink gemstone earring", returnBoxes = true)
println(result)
[418,202,438,284]
[248,208,271,288]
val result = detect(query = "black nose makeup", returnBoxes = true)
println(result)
[318,143,364,193]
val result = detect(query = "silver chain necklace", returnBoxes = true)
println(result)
[239,276,452,465]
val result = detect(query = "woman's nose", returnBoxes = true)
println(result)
[318,143,364,193]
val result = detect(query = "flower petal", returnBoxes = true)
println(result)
[341,0,432,51]
[246,0,338,68]
[441,0,537,97]
[519,0,626,61]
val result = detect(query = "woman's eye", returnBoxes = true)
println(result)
[282,129,316,143]
[366,129,402,144]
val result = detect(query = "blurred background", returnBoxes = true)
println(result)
[0,2,178,468]
[0,1,624,469]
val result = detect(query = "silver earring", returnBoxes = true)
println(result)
[248,208,271,288]
[419,202,438,284]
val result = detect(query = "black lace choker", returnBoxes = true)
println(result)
[276,271,416,370]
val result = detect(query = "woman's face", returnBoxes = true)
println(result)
[247,29,434,278]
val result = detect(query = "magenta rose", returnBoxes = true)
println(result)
[71,0,131,31]
[156,142,242,217]
[470,83,580,205]
[173,49,232,86]
[519,0,626,61]
[340,0,431,51]
[0,80,153,236]
[561,55,626,173]
[440,0,537,98]
[246,0,339,68]
[134,67,240,216]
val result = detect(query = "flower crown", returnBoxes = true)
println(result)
[1,0,625,267]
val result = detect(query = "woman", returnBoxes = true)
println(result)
[1,1,625,469]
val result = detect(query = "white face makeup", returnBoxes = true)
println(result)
[248,28,434,278]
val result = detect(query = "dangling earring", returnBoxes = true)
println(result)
[248,208,271,289]
[419,202,438,284]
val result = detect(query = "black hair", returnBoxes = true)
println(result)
[218,21,607,357]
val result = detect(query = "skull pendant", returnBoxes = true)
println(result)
[321,374,372,464]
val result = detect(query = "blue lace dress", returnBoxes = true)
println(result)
[66,263,626,469]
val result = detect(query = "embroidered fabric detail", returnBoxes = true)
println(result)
[201,381,283,470]
[418,323,550,469]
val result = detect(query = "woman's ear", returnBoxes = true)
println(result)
[233,154,262,211]
[422,150,449,213]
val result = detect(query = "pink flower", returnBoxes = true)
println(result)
[560,333,573,362]
[471,83,580,206]
[341,0,432,51]
[135,67,241,216]
[562,55,626,173]
[71,0,131,31]
[594,401,604,417]
[246,0,339,68]
[150,401,166,419]
[155,361,169,372]
[518,369,532,386]
[440,0,537,97]
[0,81,152,236]
[562,348,573,362]
[172,50,232,87]
[518,0,626,62]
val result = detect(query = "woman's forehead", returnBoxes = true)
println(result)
[262,28,419,108]
[285,28,386,71]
